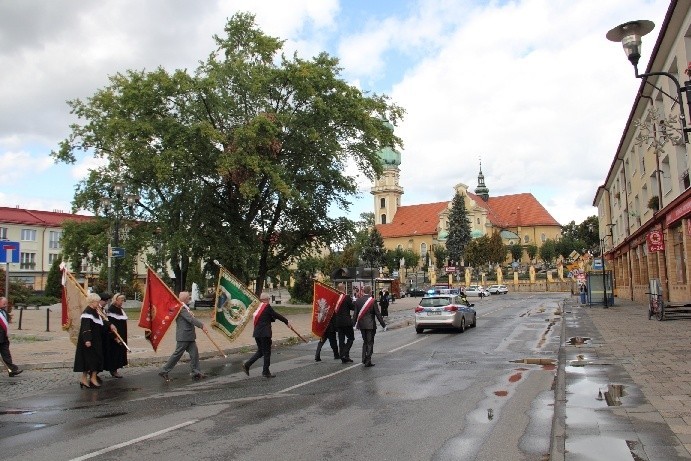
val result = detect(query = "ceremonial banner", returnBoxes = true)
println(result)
[211,265,261,341]
[60,265,88,346]
[311,281,345,338]
[138,268,183,352]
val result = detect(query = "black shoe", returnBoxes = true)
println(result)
[262,373,276,378]
[158,371,169,381]
[242,363,250,376]
[364,363,375,367]
[315,356,321,362]
[193,373,206,380]
[342,358,354,363]
[9,369,23,377]
[334,354,340,360]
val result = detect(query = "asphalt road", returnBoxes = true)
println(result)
[1,292,565,461]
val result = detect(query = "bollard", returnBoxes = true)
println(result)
[18,306,23,330]
[46,308,51,332]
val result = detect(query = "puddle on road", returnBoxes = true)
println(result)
[0,409,35,415]
[95,412,128,419]
[567,336,591,345]
[510,358,556,366]
[567,436,641,460]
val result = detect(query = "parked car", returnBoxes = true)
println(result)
[464,285,490,297]
[488,284,509,295]
[414,295,477,334]
[407,287,427,297]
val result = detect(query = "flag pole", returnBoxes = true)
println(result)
[95,306,131,352]
[203,329,227,358]
[287,323,309,343]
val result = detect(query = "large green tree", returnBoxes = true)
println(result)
[53,13,403,294]
[361,227,386,277]
[539,239,558,265]
[487,231,506,266]
[464,235,491,268]
[446,192,472,265]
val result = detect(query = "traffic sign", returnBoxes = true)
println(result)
[111,247,126,258]
[445,266,456,273]
[0,241,20,263]
[593,258,603,271]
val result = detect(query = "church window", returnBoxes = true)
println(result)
[477,218,480,224]
[381,214,387,224]
[380,198,386,208]
[420,243,427,259]
[541,233,546,242]
[524,235,530,243]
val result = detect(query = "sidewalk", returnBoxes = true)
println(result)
[6,303,316,370]
[554,296,691,460]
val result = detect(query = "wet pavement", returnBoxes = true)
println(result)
[4,294,691,460]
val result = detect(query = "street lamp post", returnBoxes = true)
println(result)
[607,20,691,143]
[101,183,139,294]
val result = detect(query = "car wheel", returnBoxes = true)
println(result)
[416,327,424,334]
[470,314,477,328]
[458,317,465,333]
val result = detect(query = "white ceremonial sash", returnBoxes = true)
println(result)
[356,297,375,324]
[80,312,104,325]
[333,293,346,313]
[0,311,8,334]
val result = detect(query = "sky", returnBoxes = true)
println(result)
[0,0,670,226]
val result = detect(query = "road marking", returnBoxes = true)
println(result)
[69,420,198,461]
[385,336,428,353]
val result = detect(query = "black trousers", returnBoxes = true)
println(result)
[360,329,376,365]
[246,337,272,375]
[0,340,18,373]
[315,330,338,359]
[337,326,355,359]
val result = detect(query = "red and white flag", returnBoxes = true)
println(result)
[138,268,184,352]
[311,281,345,338]
[60,264,88,346]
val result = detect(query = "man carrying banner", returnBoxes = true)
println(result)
[0,297,22,377]
[315,314,339,362]
[353,285,386,367]
[158,291,209,381]
[335,283,355,363]
[242,292,294,378]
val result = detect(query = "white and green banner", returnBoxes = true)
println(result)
[211,265,261,341]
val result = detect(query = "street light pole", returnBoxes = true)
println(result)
[601,237,608,308]
[101,182,139,294]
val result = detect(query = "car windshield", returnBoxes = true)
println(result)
[420,297,452,307]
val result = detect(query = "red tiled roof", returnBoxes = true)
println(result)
[377,201,448,238]
[467,192,560,227]
[0,207,94,227]
[376,193,560,239]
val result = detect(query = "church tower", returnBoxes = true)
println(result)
[371,120,403,225]
[474,161,490,202]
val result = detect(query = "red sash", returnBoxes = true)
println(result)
[0,311,8,335]
[356,297,375,325]
[253,302,269,327]
[333,293,346,313]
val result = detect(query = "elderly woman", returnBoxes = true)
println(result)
[104,293,128,378]
[74,293,109,388]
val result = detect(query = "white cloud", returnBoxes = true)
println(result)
[0,150,53,183]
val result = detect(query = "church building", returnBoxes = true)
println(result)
[372,122,562,267]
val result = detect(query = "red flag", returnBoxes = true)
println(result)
[138,268,183,351]
[311,281,345,338]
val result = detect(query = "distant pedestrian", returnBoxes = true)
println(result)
[104,293,128,378]
[158,291,208,381]
[0,297,22,377]
[379,289,390,317]
[243,292,294,378]
[335,283,355,363]
[353,285,386,367]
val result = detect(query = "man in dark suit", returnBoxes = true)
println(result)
[158,291,208,380]
[243,292,293,378]
[353,285,386,367]
[335,283,355,363]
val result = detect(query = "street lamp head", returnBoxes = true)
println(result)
[113,182,125,195]
[606,20,655,69]
[100,197,112,210]
[126,194,140,206]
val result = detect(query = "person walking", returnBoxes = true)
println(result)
[335,283,355,363]
[379,289,390,317]
[314,313,339,362]
[74,293,108,388]
[104,293,128,378]
[158,291,208,381]
[353,285,386,367]
[242,292,293,378]
[0,297,22,377]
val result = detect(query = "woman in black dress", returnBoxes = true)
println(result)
[74,293,107,388]
[104,293,128,378]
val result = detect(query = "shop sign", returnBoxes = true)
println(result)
[646,229,665,252]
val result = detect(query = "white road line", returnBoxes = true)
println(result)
[385,336,428,353]
[69,420,198,461]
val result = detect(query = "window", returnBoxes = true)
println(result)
[674,226,687,283]
[20,252,36,270]
[420,243,427,260]
[661,155,672,194]
[381,214,387,224]
[380,198,385,208]
[541,233,546,243]
[524,235,530,243]
[477,218,480,224]
[0,227,7,239]
[48,253,60,264]
[49,231,62,249]
[21,229,36,241]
